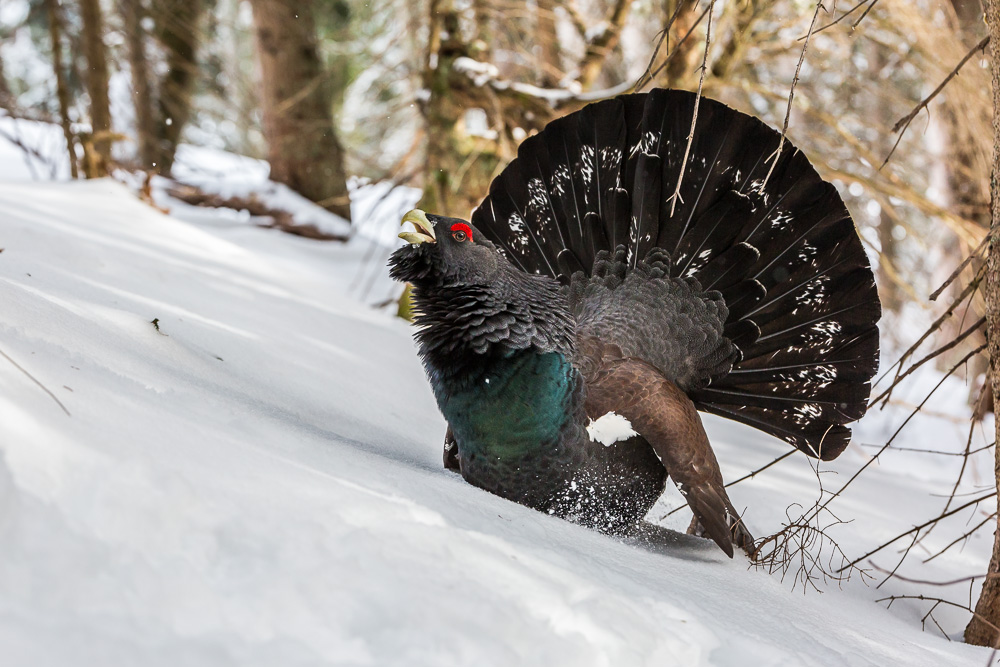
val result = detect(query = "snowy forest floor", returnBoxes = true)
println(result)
[0,123,996,665]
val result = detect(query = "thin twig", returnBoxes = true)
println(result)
[668,0,715,217]
[930,234,989,302]
[726,450,797,488]
[878,594,1000,637]
[749,455,869,591]
[758,1,825,193]
[851,0,879,28]
[923,512,997,564]
[856,441,995,456]
[813,346,987,563]
[0,125,46,180]
[874,532,919,590]
[870,262,986,394]
[880,35,990,170]
[868,562,997,587]
[933,406,983,536]
[633,0,689,92]
[645,5,711,88]
[663,449,799,519]
[802,0,869,40]
[837,491,996,572]
[868,317,986,409]
[0,346,71,416]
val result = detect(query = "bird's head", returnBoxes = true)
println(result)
[389,208,574,364]
[389,209,502,287]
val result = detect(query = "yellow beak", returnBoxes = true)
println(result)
[399,209,436,244]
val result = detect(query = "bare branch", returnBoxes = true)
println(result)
[562,1,589,39]
[644,5,712,90]
[852,0,879,29]
[935,407,984,531]
[868,316,985,409]
[167,183,349,241]
[873,531,921,590]
[633,0,691,92]
[0,346,71,416]
[930,234,990,302]
[924,512,998,564]
[878,594,1000,637]
[880,36,990,170]
[758,1,825,193]
[871,262,986,394]
[803,0,870,39]
[726,450,797,488]
[868,563,996,587]
[750,456,871,591]
[808,345,988,565]
[668,0,715,217]
[837,491,996,572]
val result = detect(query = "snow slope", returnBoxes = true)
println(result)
[0,177,992,665]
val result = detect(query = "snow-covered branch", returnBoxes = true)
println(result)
[452,56,632,111]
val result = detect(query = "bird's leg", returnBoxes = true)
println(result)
[687,515,705,537]
[443,426,460,472]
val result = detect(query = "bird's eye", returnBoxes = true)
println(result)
[449,222,473,242]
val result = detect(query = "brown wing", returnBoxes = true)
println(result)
[583,342,755,558]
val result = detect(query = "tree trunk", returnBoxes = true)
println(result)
[472,0,493,59]
[659,0,700,89]
[151,0,205,174]
[536,0,561,87]
[710,0,763,81]
[419,1,502,219]
[937,0,991,399]
[79,0,111,177]
[577,0,631,89]
[122,0,157,171]
[46,0,78,178]
[249,0,352,221]
[965,2,1000,647]
[0,50,14,111]
[952,0,984,37]
[871,42,900,313]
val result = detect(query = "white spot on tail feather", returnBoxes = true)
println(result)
[586,412,638,446]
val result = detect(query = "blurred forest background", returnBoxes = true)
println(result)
[2,0,999,643]
[0,0,991,355]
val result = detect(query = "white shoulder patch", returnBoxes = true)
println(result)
[586,412,638,446]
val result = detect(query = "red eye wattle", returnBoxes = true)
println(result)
[450,222,473,243]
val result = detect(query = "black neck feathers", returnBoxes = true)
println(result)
[409,264,576,376]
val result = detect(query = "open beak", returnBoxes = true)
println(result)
[399,209,436,245]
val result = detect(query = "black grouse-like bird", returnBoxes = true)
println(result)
[389,89,880,557]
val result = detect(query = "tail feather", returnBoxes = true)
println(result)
[471,89,880,459]
[576,97,627,256]
[673,192,755,281]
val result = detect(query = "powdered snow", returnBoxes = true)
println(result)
[0,129,993,665]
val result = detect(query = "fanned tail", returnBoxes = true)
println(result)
[471,89,880,460]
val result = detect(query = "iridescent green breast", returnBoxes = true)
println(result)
[435,351,578,462]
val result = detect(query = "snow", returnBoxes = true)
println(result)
[451,58,632,105]
[586,412,638,446]
[585,21,611,43]
[166,144,353,239]
[0,128,994,665]
[0,115,73,181]
[453,56,501,87]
